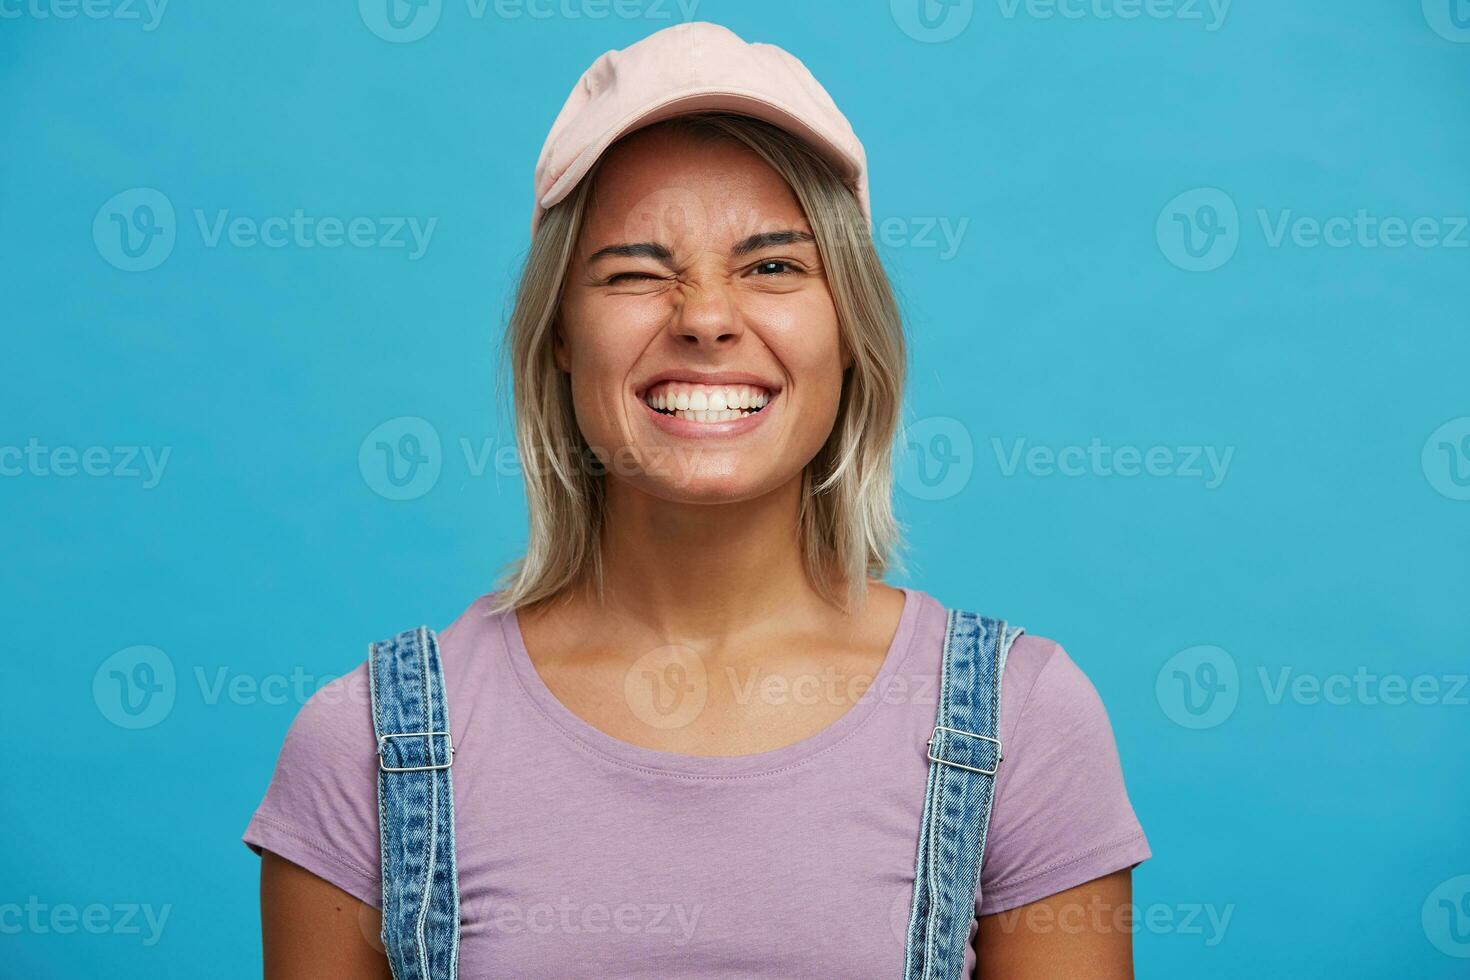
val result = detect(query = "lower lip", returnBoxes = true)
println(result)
[638,392,779,438]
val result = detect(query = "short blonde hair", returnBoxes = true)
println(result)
[488,112,907,615]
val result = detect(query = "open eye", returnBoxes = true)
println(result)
[750,260,798,276]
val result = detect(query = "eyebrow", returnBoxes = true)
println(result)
[585,229,816,265]
[731,229,816,257]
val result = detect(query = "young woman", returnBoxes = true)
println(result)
[245,21,1150,979]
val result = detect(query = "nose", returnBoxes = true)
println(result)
[669,278,742,348]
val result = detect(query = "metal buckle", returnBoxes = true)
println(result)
[377,731,454,773]
[926,725,1002,776]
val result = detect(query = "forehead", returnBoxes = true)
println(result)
[577,126,813,252]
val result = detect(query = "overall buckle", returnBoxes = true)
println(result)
[926,725,1002,776]
[377,731,455,773]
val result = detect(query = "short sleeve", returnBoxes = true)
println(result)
[241,663,383,907]
[977,637,1151,915]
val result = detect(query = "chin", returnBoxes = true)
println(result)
[631,471,782,506]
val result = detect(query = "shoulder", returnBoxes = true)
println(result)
[980,627,1152,913]
[253,659,376,782]
[241,591,510,900]
[998,631,1112,747]
[905,594,1127,769]
[242,661,378,901]
[277,591,505,744]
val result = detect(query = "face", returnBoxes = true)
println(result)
[555,125,851,504]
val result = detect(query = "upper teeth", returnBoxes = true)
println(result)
[643,382,772,415]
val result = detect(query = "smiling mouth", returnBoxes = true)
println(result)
[640,381,776,424]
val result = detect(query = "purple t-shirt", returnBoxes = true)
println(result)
[243,587,1149,978]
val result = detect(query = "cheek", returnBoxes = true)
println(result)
[560,306,653,442]
[759,295,845,388]
[563,293,671,373]
[566,354,627,443]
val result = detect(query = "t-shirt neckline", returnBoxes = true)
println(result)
[498,585,923,778]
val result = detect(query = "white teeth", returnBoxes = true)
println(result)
[641,381,778,424]
[665,407,754,423]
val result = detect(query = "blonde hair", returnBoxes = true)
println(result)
[488,112,907,616]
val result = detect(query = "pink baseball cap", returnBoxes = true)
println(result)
[530,21,870,235]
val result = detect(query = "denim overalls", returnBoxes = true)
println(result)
[368,609,1023,980]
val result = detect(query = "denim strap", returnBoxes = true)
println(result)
[368,626,461,980]
[902,609,1024,979]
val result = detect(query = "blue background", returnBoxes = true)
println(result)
[3,1,1468,976]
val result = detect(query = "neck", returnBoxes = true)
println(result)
[588,473,826,640]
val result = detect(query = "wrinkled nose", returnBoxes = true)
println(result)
[669,280,742,349]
